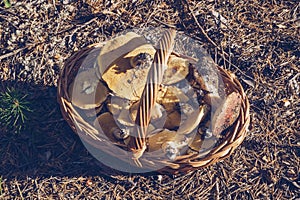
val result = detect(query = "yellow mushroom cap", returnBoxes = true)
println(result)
[163,55,190,85]
[157,85,190,104]
[101,43,156,101]
[97,32,147,77]
[68,68,108,109]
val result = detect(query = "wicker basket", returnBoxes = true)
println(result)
[57,39,250,174]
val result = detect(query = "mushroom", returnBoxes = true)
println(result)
[156,84,200,131]
[147,129,177,152]
[111,127,130,140]
[162,141,180,160]
[152,104,209,159]
[97,32,147,76]
[82,105,103,118]
[68,68,109,109]
[211,91,242,137]
[191,57,223,107]
[197,137,218,157]
[163,54,190,85]
[117,108,136,127]
[101,43,156,101]
[187,136,218,157]
[148,129,190,160]
[146,103,208,160]
[188,123,217,154]
[93,112,129,142]
[157,85,190,104]
[130,52,153,69]
[127,101,167,129]
[177,104,209,135]
[163,108,181,130]
[106,95,133,117]
[187,130,203,154]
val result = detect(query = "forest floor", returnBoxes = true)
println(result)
[0,0,299,199]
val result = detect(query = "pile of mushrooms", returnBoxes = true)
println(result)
[68,31,242,163]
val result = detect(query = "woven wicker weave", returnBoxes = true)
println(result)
[57,33,250,174]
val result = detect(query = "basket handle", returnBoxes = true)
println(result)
[128,29,176,166]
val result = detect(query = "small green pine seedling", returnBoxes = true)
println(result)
[0,87,32,133]
[3,0,11,8]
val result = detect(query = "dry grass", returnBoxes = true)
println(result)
[0,0,299,199]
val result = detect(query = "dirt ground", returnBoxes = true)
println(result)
[0,0,299,199]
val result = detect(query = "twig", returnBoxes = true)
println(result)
[56,17,97,36]
[183,0,218,48]
[144,5,159,29]
[0,47,28,61]
[71,17,98,36]
[215,177,220,200]
[15,180,24,200]
[0,43,42,61]
[0,14,18,29]
[182,0,241,65]
[153,17,177,29]
[34,179,41,200]
[222,56,255,81]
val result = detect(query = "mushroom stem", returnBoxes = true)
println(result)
[128,29,177,165]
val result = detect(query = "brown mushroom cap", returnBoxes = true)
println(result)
[68,68,109,109]
[147,129,177,152]
[93,112,130,142]
[188,130,203,153]
[211,91,242,137]
[163,109,181,130]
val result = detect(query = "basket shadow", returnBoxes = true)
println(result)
[0,80,159,181]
